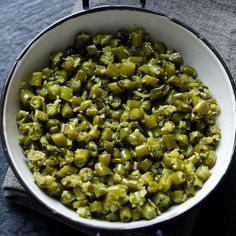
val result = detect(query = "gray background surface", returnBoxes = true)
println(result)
[1,0,236,235]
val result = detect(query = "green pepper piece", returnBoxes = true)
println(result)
[130,29,144,47]
[113,46,130,61]
[19,89,34,107]
[95,163,113,176]
[74,149,90,168]
[51,133,70,147]
[154,42,167,54]
[74,32,91,50]
[30,72,43,87]
[120,61,136,77]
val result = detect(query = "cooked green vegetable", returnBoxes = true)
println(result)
[17,28,221,222]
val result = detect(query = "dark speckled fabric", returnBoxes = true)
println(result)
[1,0,236,236]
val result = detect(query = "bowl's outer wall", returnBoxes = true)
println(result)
[1,6,236,230]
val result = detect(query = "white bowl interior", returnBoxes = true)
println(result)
[2,8,236,230]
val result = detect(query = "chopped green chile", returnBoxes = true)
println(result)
[20,89,34,107]
[142,202,158,220]
[74,149,90,168]
[135,143,150,159]
[51,133,70,148]
[129,108,145,120]
[120,206,132,222]
[17,28,220,222]
[30,72,43,87]
[113,46,129,61]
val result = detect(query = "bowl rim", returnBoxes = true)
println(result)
[1,4,236,231]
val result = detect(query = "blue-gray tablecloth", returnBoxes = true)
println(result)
[1,0,236,235]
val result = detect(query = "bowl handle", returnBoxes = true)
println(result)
[82,0,146,9]
[95,229,165,236]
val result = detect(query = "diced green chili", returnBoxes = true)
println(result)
[74,149,90,168]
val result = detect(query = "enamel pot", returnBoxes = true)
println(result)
[1,0,236,232]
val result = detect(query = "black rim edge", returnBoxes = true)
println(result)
[1,4,236,231]
[16,5,166,62]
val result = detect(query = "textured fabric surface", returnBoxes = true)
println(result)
[1,0,236,236]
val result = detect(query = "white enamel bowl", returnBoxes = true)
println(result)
[1,6,236,231]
